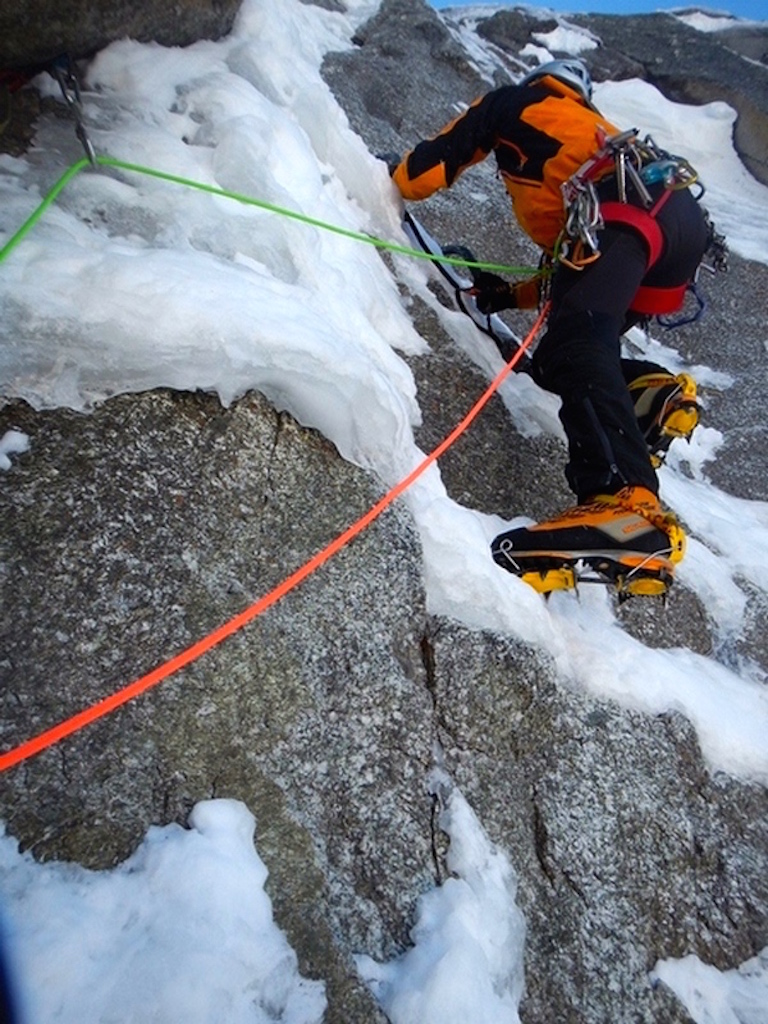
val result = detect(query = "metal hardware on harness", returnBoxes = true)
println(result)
[624,158,653,207]
[559,129,703,267]
[637,138,700,195]
[616,148,627,202]
[563,180,602,254]
[560,128,638,265]
[701,209,729,275]
[51,55,96,166]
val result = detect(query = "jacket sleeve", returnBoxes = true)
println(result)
[510,276,542,310]
[392,88,513,201]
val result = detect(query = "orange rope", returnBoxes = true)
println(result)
[0,305,549,772]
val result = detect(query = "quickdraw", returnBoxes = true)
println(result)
[49,55,97,165]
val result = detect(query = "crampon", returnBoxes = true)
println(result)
[492,545,676,602]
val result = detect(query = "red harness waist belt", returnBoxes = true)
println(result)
[600,194,688,315]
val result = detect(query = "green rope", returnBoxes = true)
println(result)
[0,154,540,277]
[0,157,92,262]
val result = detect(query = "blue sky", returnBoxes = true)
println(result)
[429,0,768,18]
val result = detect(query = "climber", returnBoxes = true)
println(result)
[384,58,712,596]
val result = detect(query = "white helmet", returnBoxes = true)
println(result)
[519,58,593,103]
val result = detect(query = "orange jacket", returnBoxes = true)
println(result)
[392,76,620,252]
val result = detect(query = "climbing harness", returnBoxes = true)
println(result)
[558,127,701,269]
[556,126,727,326]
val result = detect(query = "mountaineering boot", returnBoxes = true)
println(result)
[628,371,700,466]
[491,485,686,598]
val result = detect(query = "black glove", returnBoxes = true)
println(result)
[377,151,402,177]
[470,270,515,314]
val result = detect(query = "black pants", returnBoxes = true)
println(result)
[532,187,709,503]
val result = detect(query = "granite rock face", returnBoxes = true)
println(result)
[0,0,241,67]
[3,389,766,1024]
[1,2,767,1023]
[0,389,432,1024]
[577,13,768,185]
